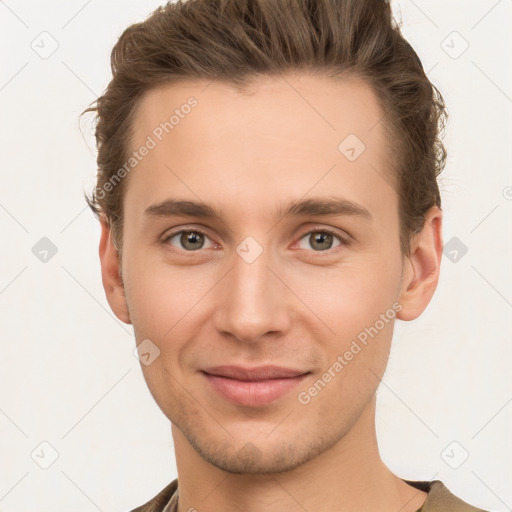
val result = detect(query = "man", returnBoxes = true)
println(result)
[84,0,490,510]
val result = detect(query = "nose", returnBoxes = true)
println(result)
[212,250,292,344]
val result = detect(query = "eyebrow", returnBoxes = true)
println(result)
[144,197,372,222]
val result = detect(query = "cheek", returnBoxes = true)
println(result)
[281,253,401,402]
[123,260,211,417]
[281,254,402,342]
[123,253,216,341]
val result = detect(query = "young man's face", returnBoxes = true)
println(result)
[101,73,441,473]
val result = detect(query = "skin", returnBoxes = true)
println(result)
[99,72,443,512]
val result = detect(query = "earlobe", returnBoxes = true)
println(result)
[396,206,443,321]
[98,219,132,324]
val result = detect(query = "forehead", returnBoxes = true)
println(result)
[132,72,387,150]
[125,72,397,223]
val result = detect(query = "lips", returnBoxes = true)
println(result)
[201,365,310,407]
[203,365,307,380]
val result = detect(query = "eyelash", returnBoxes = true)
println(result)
[161,226,350,253]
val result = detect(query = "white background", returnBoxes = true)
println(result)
[0,1,511,510]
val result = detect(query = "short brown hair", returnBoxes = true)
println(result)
[82,0,447,256]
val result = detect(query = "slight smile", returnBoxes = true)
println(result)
[201,365,311,407]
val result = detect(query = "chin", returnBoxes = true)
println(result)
[182,423,334,475]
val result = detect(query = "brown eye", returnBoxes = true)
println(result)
[165,230,214,251]
[297,231,343,251]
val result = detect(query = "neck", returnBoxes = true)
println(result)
[171,396,427,512]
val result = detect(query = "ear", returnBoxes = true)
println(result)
[98,218,132,324]
[396,205,443,321]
